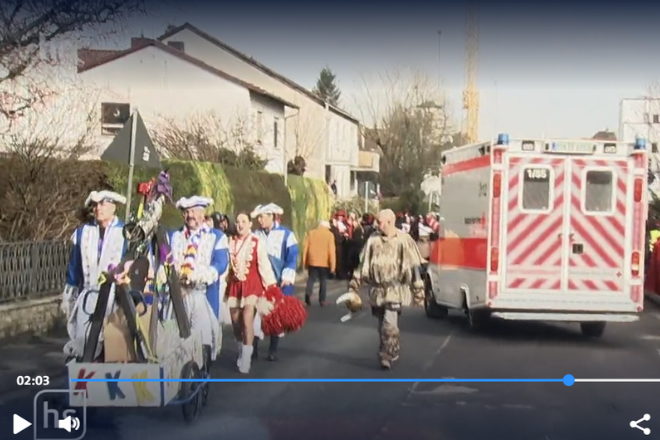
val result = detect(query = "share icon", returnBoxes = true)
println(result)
[630,414,651,435]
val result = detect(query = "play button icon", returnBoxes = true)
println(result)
[13,414,31,434]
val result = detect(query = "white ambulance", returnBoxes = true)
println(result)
[424,134,648,337]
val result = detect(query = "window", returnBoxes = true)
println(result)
[654,114,660,124]
[521,167,551,211]
[653,143,658,153]
[273,118,279,148]
[584,170,613,213]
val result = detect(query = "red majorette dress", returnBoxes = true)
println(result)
[225,234,307,335]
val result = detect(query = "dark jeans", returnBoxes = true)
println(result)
[305,266,330,302]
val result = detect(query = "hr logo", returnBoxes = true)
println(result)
[33,389,87,440]
[42,400,76,429]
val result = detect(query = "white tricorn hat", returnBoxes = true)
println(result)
[261,203,284,215]
[250,204,264,219]
[84,190,126,207]
[175,196,213,210]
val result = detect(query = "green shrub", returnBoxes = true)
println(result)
[0,157,333,255]
[222,167,293,228]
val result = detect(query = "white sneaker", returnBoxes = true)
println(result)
[238,344,253,374]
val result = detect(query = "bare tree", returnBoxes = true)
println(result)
[0,0,146,124]
[152,112,267,171]
[353,69,455,202]
[0,85,106,241]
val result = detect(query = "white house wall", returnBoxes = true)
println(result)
[619,97,660,194]
[80,46,255,158]
[327,110,359,167]
[160,29,361,193]
[249,91,285,174]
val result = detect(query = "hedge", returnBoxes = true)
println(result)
[0,158,333,268]
[105,161,332,259]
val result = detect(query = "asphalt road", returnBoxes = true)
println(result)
[5,280,660,440]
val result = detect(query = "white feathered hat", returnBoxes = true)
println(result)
[262,203,284,215]
[175,195,213,210]
[250,202,284,219]
[84,190,126,207]
[250,204,264,219]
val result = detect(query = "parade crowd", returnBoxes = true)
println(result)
[60,185,441,374]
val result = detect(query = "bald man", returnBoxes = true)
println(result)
[348,209,426,370]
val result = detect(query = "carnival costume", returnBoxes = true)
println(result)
[61,191,127,359]
[226,231,306,372]
[251,203,301,360]
[345,229,425,369]
[168,196,229,360]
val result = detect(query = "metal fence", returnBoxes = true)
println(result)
[0,240,71,302]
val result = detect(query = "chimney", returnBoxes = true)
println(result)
[131,37,151,48]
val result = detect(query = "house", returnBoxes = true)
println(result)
[156,23,371,198]
[349,132,381,195]
[619,97,660,194]
[77,38,298,173]
[590,130,617,141]
[619,98,660,154]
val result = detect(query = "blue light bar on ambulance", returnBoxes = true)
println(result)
[497,133,509,145]
[634,138,647,150]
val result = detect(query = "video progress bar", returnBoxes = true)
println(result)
[71,375,660,386]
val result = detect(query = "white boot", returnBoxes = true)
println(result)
[238,344,253,374]
[236,342,243,368]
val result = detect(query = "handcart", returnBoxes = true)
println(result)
[66,323,212,422]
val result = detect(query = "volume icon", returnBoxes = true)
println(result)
[57,415,80,432]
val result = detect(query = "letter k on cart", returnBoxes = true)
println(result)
[74,369,95,397]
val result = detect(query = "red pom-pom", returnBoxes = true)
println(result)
[261,286,307,336]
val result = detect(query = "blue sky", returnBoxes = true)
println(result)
[107,1,660,140]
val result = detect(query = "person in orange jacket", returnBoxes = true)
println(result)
[302,220,337,306]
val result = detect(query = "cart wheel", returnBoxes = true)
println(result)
[179,361,202,423]
[201,345,212,406]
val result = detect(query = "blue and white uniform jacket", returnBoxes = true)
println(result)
[169,226,229,319]
[63,217,127,308]
[255,223,298,296]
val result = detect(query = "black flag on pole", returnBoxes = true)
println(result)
[101,112,162,169]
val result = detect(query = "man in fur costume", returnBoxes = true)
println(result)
[345,209,426,370]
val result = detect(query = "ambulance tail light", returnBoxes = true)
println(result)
[634,178,643,202]
[631,251,641,277]
[492,173,502,198]
[490,247,499,272]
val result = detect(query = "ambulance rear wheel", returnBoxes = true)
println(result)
[467,309,491,331]
[424,289,448,319]
[580,322,606,338]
